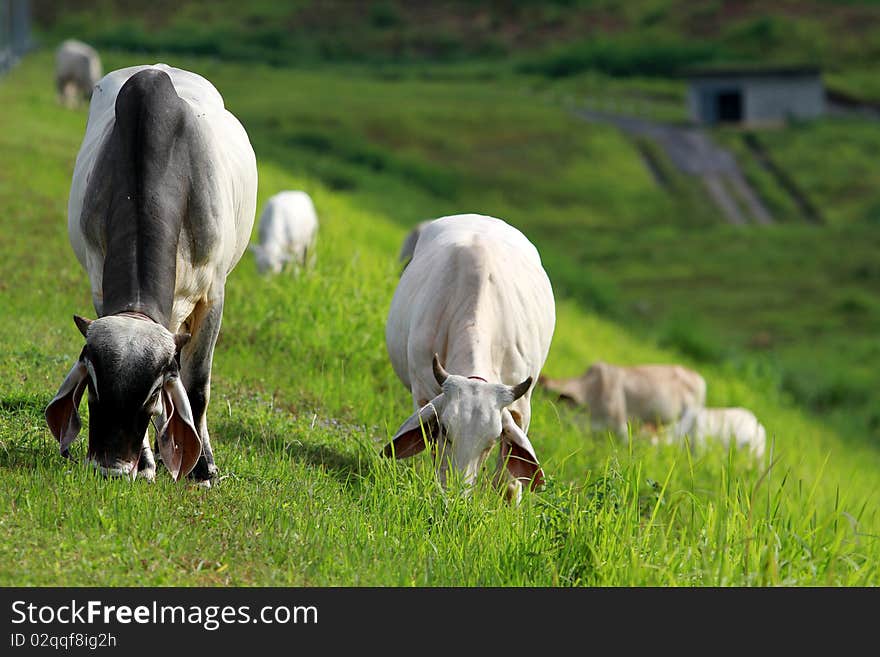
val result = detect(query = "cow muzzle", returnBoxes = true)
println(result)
[86,456,140,481]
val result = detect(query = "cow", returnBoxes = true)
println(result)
[539,361,706,439]
[55,39,102,108]
[397,219,433,270]
[45,64,258,486]
[383,214,556,504]
[669,407,767,459]
[250,190,319,275]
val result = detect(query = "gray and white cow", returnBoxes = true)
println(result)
[55,39,102,108]
[539,361,706,440]
[46,64,257,484]
[384,214,556,503]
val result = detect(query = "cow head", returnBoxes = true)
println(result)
[45,314,201,481]
[383,354,544,499]
[537,372,586,406]
[249,244,291,275]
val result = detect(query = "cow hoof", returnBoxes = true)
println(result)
[138,466,156,483]
[188,458,218,483]
[192,478,212,489]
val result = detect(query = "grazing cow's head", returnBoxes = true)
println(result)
[45,314,201,481]
[384,354,544,498]
[249,244,290,275]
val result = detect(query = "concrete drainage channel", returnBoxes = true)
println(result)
[576,109,780,226]
[741,133,824,225]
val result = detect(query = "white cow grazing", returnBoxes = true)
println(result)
[671,407,767,459]
[55,39,102,108]
[250,190,319,274]
[384,214,556,503]
[540,361,706,439]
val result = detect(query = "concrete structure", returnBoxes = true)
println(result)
[0,0,31,75]
[686,66,824,126]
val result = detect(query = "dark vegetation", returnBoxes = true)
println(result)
[33,1,880,95]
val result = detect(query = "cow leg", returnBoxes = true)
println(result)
[180,293,224,484]
[138,432,157,482]
[492,462,523,506]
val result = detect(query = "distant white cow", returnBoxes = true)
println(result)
[250,191,319,274]
[55,39,102,108]
[539,361,706,439]
[670,407,767,459]
[384,214,556,503]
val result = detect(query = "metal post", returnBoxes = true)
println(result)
[0,0,30,76]
[1,0,11,74]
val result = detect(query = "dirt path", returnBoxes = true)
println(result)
[576,109,774,225]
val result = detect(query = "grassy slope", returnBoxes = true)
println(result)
[1,52,878,586]
[225,56,880,438]
[33,5,880,432]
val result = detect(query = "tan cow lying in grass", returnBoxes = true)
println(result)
[539,361,706,439]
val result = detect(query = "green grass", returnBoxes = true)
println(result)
[744,121,880,226]
[1,51,879,586]
[827,68,880,104]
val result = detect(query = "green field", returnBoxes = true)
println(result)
[1,41,878,586]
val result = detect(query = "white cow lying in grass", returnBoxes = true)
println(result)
[250,190,318,274]
[384,213,556,503]
[539,361,706,440]
[669,407,767,459]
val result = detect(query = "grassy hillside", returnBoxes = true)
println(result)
[168,50,880,439]
[31,5,880,436]
[33,1,880,81]
[0,51,878,586]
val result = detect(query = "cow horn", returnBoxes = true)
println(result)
[432,353,450,386]
[73,314,93,338]
[510,376,533,402]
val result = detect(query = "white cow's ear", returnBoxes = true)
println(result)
[496,376,533,408]
[45,359,89,455]
[158,376,203,482]
[383,395,445,459]
[499,409,544,491]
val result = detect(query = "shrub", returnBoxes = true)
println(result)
[657,313,725,363]
[518,37,724,79]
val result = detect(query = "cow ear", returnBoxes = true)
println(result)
[158,376,202,482]
[499,409,544,491]
[45,360,89,455]
[382,395,444,459]
[73,314,92,338]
